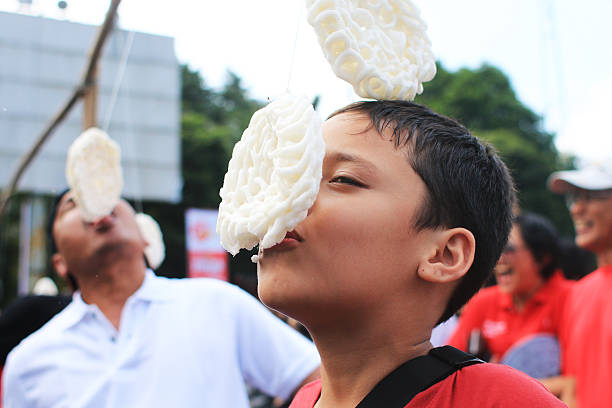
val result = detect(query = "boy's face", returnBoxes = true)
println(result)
[258,112,432,323]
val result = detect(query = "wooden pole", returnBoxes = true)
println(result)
[83,65,98,129]
[0,0,122,219]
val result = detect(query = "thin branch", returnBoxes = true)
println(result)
[0,0,122,219]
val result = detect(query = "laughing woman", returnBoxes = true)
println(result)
[448,211,574,383]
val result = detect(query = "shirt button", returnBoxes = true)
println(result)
[110,336,116,343]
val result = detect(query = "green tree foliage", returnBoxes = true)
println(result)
[144,66,262,279]
[415,63,574,235]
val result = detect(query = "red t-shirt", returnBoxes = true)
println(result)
[289,363,565,407]
[448,271,573,361]
[560,265,612,408]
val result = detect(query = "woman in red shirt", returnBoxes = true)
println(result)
[448,212,573,377]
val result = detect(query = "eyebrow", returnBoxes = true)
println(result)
[325,152,378,174]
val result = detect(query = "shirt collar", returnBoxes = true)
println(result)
[131,269,174,302]
[58,270,172,330]
[498,270,567,311]
[530,270,566,304]
[498,289,513,310]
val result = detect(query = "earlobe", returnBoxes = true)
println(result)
[52,253,69,280]
[417,228,476,283]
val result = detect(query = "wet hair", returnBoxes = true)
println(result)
[46,189,78,291]
[513,212,560,280]
[330,101,516,324]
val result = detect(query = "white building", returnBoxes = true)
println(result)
[0,10,181,202]
[0,10,182,295]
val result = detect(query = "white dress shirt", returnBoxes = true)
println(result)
[2,271,320,408]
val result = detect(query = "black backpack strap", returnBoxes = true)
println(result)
[356,346,483,408]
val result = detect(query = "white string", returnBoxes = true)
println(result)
[100,29,143,212]
[103,29,135,132]
[286,2,304,92]
[123,62,143,214]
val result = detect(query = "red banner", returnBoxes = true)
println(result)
[185,208,228,281]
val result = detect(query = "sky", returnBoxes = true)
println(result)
[3,0,611,164]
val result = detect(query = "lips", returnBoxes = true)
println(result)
[573,219,591,234]
[91,214,115,232]
[284,230,303,242]
[266,230,302,252]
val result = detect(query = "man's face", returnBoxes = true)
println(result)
[52,191,146,271]
[568,189,612,254]
[258,112,431,323]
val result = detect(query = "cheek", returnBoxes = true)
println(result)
[310,200,417,278]
[54,215,86,251]
[516,258,540,284]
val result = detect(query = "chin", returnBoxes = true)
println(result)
[575,234,596,252]
[257,271,310,323]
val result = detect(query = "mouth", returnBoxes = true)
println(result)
[90,211,116,232]
[573,219,592,235]
[265,230,302,252]
[285,230,303,241]
[495,268,514,284]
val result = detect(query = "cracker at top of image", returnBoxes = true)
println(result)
[307,0,436,101]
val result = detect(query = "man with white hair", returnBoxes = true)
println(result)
[548,163,612,408]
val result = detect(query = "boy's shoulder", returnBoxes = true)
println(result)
[289,363,565,408]
[411,362,565,407]
[289,379,322,408]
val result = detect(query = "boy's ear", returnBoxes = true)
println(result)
[417,228,475,283]
[52,253,69,280]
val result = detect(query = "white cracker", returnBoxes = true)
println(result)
[65,127,123,222]
[217,93,325,255]
[307,0,436,100]
[135,212,166,270]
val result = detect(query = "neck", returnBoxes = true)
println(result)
[597,247,612,268]
[309,309,433,408]
[512,277,545,311]
[78,257,147,330]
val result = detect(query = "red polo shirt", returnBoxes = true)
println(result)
[289,363,565,407]
[448,271,573,362]
[560,264,612,408]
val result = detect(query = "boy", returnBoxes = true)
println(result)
[257,101,566,407]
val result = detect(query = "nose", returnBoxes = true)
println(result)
[569,199,585,218]
[307,198,318,216]
[498,251,510,265]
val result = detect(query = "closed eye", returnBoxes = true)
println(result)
[330,176,366,187]
[58,197,77,215]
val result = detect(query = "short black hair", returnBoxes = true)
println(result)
[47,189,69,256]
[330,101,516,324]
[46,188,78,291]
[514,212,560,280]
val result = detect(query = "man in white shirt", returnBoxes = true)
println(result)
[2,190,320,408]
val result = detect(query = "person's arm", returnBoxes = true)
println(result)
[229,284,321,400]
[538,376,576,408]
[2,357,31,408]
